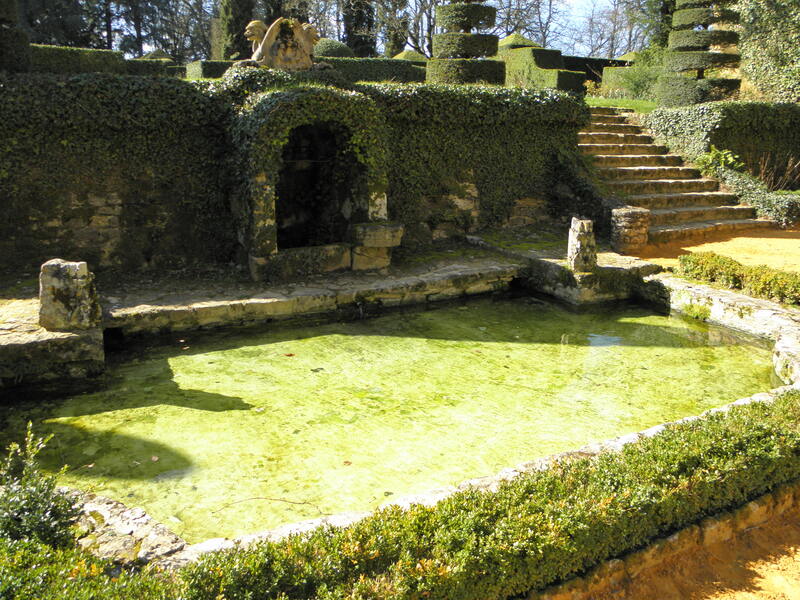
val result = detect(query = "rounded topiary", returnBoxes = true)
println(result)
[393,49,427,62]
[0,26,30,73]
[655,75,740,106]
[498,33,540,50]
[666,50,740,72]
[436,3,496,32]
[426,58,504,84]
[672,7,739,30]
[314,38,355,58]
[668,29,739,51]
[432,33,498,59]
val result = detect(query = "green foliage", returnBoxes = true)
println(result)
[668,29,738,51]
[671,7,739,29]
[504,48,584,92]
[180,390,800,599]
[208,65,351,105]
[678,252,800,304]
[124,58,173,76]
[0,73,235,271]
[218,0,255,60]
[665,50,739,72]
[426,58,505,84]
[695,144,743,177]
[436,3,497,32]
[0,23,30,73]
[342,0,376,57]
[186,59,235,79]
[0,0,19,24]
[393,49,428,62]
[0,538,177,600]
[0,424,80,549]
[643,102,800,223]
[497,32,540,50]
[654,75,739,106]
[322,57,426,82]
[601,46,667,100]
[738,0,800,103]
[29,44,126,74]
[431,33,498,59]
[315,37,356,57]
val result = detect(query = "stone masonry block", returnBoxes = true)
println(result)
[349,223,404,248]
[39,259,102,331]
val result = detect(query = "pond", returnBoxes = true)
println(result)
[0,296,777,542]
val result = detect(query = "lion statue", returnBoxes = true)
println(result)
[243,18,320,71]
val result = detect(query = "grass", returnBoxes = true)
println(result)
[585,96,658,114]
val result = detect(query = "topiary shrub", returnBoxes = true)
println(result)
[323,57,426,82]
[314,37,355,58]
[426,58,504,84]
[431,33,498,59]
[29,44,127,74]
[0,425,80,549]
[392,49,427,62]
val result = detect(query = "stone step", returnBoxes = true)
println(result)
[605,178,719,195]
[588,114,631,124]
[648,219,777,245]
[592,154,684,167]
[649,205,756,226]
[624,191,740,209]
[585,122,643,134]
[580,143,669,156]
[589,107,633,115]
[579,132,654,144]
[599,166,701,180]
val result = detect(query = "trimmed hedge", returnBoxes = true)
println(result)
[738,0,800,103]
[678,252,800,304]
[672,7,739,29]
[29,44,126,74]
[186,59,235,79]
[0,73,235,271]
[653,76,739,107]
[393,49,427,63]
[322,57,426,82]
[124,58,173,76]
[431,33,498,59]
[436,3,497,32]
[314,38,355,58]
[504,47,585,93]
[497,32,540,51]
[665,50,740,72]
[644,102,800,224]
[668,29,739,51]
[179,390,800,600]
[426,58,504,84]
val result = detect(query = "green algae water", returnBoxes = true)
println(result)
[1,298,777,542]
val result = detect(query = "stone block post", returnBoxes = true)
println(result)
[39,259,102,331]
[567,217,597,272]
[611,207,651,255]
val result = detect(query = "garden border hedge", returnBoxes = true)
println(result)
[322,57,426,82]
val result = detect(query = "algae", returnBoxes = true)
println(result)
[0,297,776,542]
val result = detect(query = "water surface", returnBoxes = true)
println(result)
[1,297,776,542]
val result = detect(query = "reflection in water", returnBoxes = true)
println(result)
[0,297,776,542]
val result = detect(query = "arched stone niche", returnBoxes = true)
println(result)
[238,87,402,281]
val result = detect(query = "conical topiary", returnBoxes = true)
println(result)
[426,0,504,84]
[656,0,741,106]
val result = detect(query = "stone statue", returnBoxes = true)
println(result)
[243,18,320,71]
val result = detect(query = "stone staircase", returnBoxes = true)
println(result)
[580,107,773,246]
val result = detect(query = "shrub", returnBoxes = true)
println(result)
[678,252,800,304]
[180,390,800,600]
[315,38,355,58]
[392,49,427,62]
[601,46,667,100]
[426,58,505,84]
[437,3,497,33]
[0,424,80,548]
[29,44,127,74]
[431,33,498,59]
[0,24,30,73]
[694,145,744,177]
[322,57,426,82]
[186,59,235,79]
[0,537,177,600]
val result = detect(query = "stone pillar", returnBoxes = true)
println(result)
[39,259,102,331]
[567,217,597,272]
[611,207,651,255]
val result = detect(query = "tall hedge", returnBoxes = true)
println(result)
[0,74,235,272]
[218,0,255,60]
[0,0,30,73]
[738,0,800,103]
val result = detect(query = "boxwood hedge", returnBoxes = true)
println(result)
[436,2,497,32]
[0,25,30,73]
[665,50,739,72]
[29,44,127,74]
[668,29,739,52]
[671,7,739,29]
[321,57,426,82]
[426,58,504,84]
[431,33,499,59]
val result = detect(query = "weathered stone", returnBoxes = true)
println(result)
[352,246,391,271]
[611,206,651,254]
[349,223,404,247]
[566,218,597,272]
[38,259,102,331]
[244,18,319,70]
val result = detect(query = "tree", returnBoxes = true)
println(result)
[219,0,255,59]
[566,0,647,58]
[18,0,101,47]
[342,0,375,56]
